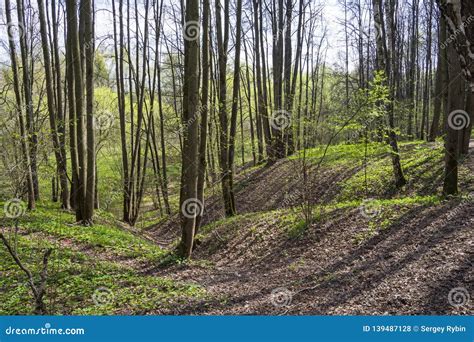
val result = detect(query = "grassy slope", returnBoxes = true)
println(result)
[197,140,472,243]
[1,140,472,314]
[158,141,473,315]
[0,205,208,315]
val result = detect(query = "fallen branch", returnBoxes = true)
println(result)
[0,233,52,315]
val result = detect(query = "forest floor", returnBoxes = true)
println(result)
[0,140,473,315]
[146,140,474,315]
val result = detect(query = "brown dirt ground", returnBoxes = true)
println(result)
[143,142,473,315]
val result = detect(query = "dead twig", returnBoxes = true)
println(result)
[0,232,52,315]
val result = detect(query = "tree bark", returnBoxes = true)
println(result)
[4,0,35,210]
[196,0,210,231]
[66,0,86,222]
[83,0,96,224]
[37,0,70,210]
[372,0,407,188]
[178,0,200,258]
[430,15,448,141]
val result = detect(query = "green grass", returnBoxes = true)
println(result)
[0,234,206,315]
[286,140,445,201]
[336,141,444,200]
[0,201,209,315]
[1,202,167,264]
[194,193,442,248]
[1,139,470,314]
[289,142,390,166]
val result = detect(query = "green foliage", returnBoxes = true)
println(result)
[0,136,465,315]
[94,53,110,87]
[0,202,208,315]
[0,235,206,315]
[285,219,308,238]
[339,71,390,141]
[1,202,167,263]
[337,141,444,200]
[289,142,389,165]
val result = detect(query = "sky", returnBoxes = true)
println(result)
[0,0,355,71]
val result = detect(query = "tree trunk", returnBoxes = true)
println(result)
[430,15,448,141]
[437,0,474,195]
[83,0,96,224]
[372,0,407,188]
[178,0,200,258]
[37,0,70,210]
[443,41,463,196]
[215,0,235,217]
[226,0,243,216]
[16,0,39,201]
[66,0,86,222]
[4,0,35,210]
[196,0,210,231]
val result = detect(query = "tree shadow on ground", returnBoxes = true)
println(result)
[418,250,473,315]
[184,201,469,314]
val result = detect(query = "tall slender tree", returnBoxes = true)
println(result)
[4,0,35,210]
[37,0,70,209]
[178,0,200,258]
[372,0,407,188]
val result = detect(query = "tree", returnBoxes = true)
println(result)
[215,0,236,217]
[372,0,407,188]
[112,0,154,225]
[429,14,448,142]
[37,0,70,209]
[83,0,96,223]
[196,0,211,231]
[4,0,35,210]
[437,0,474,195]
[65,0,95,224]
[178,0,200,258]
[226,0,243,216]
